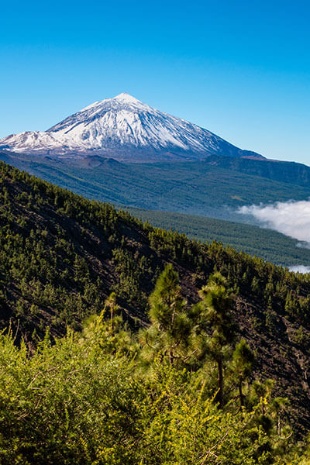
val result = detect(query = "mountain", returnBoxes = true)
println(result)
[0,93,265,161]
[0,160,309,436]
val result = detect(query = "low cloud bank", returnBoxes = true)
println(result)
[289,265,310,274]
[238,200,310,246]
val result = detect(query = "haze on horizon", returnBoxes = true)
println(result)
[1,0,310,166]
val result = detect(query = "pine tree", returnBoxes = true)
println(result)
[231,339,255,407]
[146,264,191,365]
[194,272,236,408]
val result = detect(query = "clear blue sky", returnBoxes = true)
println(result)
[2,0,310,165]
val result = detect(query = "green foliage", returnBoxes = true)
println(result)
[141,264,191,366]
[230,339,255,407]
[0,323,143,465]
[0,161,154,338]
[0,315,303,465]
[0,160,310,441]
[111,247,149,306]
[0,266,307,463]
[149,264,187,335]
[190,272,236,407]
[139,363,267,465]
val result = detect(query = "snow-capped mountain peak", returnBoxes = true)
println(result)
[113,92,142,104]
[79,93,146,112]
[0,93,264,162]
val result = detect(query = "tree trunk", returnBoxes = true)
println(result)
[217,357,224,409]
[239,379,244,407]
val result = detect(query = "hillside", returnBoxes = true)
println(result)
[0,160,310,438]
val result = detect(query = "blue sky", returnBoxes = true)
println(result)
[2,0,310,164]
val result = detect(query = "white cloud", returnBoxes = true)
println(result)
[238,199,310,246]
[289,265,310,274]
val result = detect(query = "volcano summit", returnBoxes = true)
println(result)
[0,93,264,162]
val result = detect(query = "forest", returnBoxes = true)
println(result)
[126,206,310,267]
[0,266,310,464]
[0,161,310,463]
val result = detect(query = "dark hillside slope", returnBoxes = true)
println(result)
[0,161,309,435]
